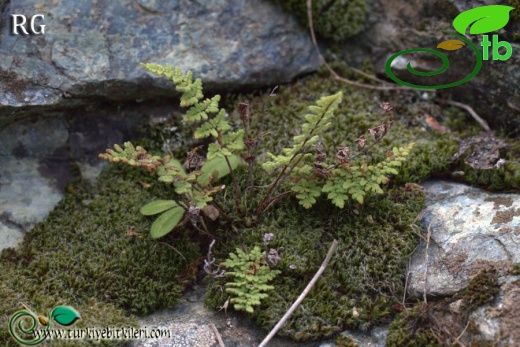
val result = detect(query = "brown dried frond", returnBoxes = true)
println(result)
[380,101,394,112]
[238,101,250,123]
[357,135,366,150]
[336,146,350,165]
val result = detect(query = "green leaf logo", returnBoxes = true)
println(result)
[453,5,515,35]
[51,306,80,326]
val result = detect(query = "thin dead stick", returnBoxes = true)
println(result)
[402,257,412,307]
[258,239,339,347]
[157,242,186,262]
[306,0,422,92]
[453,321,470,347]
[443,99,491,132]
[210,323,225,347]
[423,224,432,304]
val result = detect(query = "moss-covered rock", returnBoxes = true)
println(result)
[0,165,201,346]
[458,269,500,314]
[272,0,368,42]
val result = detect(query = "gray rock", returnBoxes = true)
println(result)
[409,180,520,297]
[469,275,520,345]
[326,326,388,347]
[0,0,319,120]
[340,0,520,132]
[130,285,319,347]
[0,101,158,250]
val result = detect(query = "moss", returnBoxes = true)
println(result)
[451,138,520,190]
[385,302,440,347]
[509,0,520,21]
[458,269,500,313]
[335,333,360,347]
[230,65,520,191]
[0,164,201,345]
[202,64,518,342]
[205,181,426,341]
[0,262,137,346]
[272,0,367,42]
[231,67,461,188]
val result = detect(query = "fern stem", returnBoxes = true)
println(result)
[259,190,293,215]
[256,97,338,217]
[224,153,242,214]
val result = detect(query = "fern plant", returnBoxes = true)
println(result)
[223,246,281,313]
[100,63,414,239]
[100,64,242,238]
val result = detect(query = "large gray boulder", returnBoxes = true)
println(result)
[0,0,319,123]
[340,0,520,132]
[409,180,520,297]
[408,180,519,346]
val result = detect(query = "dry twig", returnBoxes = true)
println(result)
[423,224,432,304]
[210,323,225,347]
[258,239,339,347]
[306,0,418,91]
[442,99,491,132]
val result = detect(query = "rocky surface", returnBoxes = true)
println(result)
[340,0,520,132]
[408,180,519,346]
[409,180,520,297]
[0,102,157,250]
[0,0,319,124]
[129,285,387,347]
[469,274,520,345]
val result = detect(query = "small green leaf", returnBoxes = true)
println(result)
[151,207,185,239]
[453,5,514,35]
[140,200,179,216]
[51,306,80,326]
[158,175,174,183]
[198,155,239,185]
[166,158,185,173]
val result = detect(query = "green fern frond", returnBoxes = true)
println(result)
[223,246,281,313]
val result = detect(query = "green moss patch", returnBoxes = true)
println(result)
[0,165,201,346]
[458,269,500,313]
[205,185,425,341]
[271,0,367,42]
[386,302,440,347]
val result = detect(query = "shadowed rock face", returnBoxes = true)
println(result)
[340,0,520,133]
[0,0,319,123]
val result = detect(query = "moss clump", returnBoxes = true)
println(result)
[231,65,520,192]
[451,138,520,191]
[335,333,360,347]
[206,184,425,341]
[0,259,137,347]
[509,0,520,21]
[272,0,367,42]
[458,269,500,313]
[0,164,201,346]
[385,302,440,347]
[201,64,520,342]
